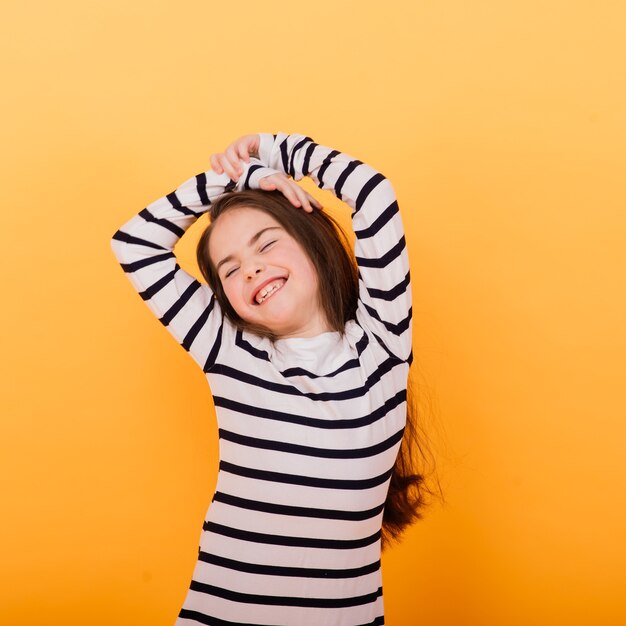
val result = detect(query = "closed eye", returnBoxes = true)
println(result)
[260,240,276,252]
[224,266,239,278]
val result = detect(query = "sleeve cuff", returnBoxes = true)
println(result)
[257,133,277,167]
[236,158,281,191]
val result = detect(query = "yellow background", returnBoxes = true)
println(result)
[1,1,625,624]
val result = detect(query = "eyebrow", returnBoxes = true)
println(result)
[215,226,282,274]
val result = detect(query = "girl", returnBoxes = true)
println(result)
[111,132,426,625]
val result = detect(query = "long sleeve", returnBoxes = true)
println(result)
[110,162,277,372]
[254,133,413,363]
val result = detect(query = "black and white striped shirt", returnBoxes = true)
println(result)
[111,133,412,626]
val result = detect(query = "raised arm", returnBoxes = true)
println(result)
[110,163,275,372]
[251,132,413,362]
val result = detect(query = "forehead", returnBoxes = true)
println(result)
[208,207,283,263]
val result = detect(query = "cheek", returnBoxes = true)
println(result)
[222,281,244,312]
[285,244,318,283]
[301,257,320,289]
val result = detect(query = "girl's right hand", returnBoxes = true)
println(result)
[210,134,260,181]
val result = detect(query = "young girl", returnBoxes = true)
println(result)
[111,132,424,625]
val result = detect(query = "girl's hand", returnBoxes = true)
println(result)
[259,173,321,213]
[211,135,321,212]
[210,134,260,181]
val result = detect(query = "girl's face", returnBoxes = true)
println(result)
[208,207,331,339]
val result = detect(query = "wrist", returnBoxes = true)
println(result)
[257,133,276,167]
[235,159,281,191]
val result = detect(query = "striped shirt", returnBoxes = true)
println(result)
[111,133,412,625]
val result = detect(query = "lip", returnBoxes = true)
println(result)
[250,275,288,305]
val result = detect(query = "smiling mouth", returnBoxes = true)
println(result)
[252,277,288,305]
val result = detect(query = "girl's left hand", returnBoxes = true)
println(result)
[211,135,321,213]
[258,173,321,213]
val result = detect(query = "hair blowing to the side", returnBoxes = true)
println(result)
[196,189,440,549]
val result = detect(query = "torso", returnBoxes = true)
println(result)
[176,320,409,626]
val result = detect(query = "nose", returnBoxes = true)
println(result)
[244,263,264,281]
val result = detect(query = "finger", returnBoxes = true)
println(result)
[210,154,223,175]
[216,151,238,180]
[239,134,259,160]
[287,183,314,212]
[296,187,314,213]
[259,177,277,191]
[309,193,322,210]
[218,154,234,178]
[221,158,239,181]
[302,191,321,212]
[237,142,251,163]
[260,172,288,189]
[275,180,301,207]
[224,146,243,178]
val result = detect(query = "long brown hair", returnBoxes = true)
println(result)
[196,189,437,548]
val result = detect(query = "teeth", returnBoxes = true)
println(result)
[255,279,285,304]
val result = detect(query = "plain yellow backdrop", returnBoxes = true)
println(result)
[1,1,625,624]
